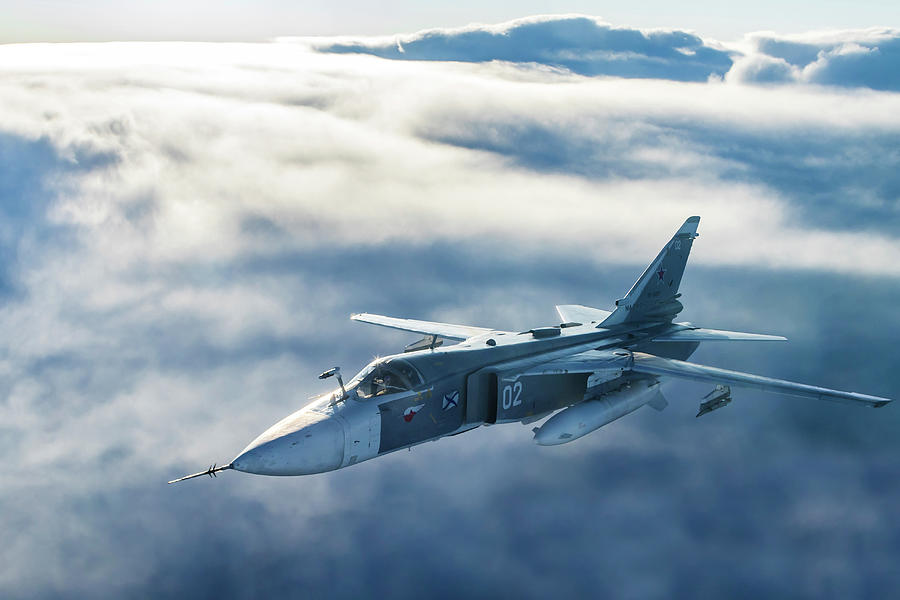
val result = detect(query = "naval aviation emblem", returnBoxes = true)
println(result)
[403,404,425,422]
[442,390,459,411]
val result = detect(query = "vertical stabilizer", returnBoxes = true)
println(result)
[601,217,700,326]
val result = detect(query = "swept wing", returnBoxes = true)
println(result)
[651,328,787,342]
[511,349,890,408]
[631,352,890,407]
[350,312,497,341]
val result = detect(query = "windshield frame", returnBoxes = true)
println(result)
[348,357,424,400]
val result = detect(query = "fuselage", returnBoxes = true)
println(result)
[231,319,694,476]
[172,215,891,486]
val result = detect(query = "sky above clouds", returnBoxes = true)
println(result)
[0,0,898,42]
[1,11,899,600]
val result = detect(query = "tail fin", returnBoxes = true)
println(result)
[601,216,700,326]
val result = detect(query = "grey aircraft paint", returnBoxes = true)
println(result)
[169,216,892,484]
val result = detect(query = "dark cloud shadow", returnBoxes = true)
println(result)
[415,115,900,236]
[0,132,116,299]
[741,32,900,91]
[757,38,822,67]
[0,134,65,298]
[807,36,900,90]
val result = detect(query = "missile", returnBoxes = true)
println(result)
[533,379,664,446]
[696,384,731,417]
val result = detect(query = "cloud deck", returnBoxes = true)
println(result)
[0,18,898,598]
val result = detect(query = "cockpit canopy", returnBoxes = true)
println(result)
[350,357,424,399]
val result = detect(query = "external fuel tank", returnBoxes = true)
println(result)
[533,379,664,446]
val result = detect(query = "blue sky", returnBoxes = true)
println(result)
[0,10,899,600]
[0,0,897,41]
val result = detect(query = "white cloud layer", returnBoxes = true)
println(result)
[314,14,735,81]
[313,16,900,92]
[1,39,898,280]
[728,27,900,90]
[0,21,898,598]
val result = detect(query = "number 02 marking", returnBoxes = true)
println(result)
[502,382,523,410]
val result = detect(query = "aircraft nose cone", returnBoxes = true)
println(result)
[232,409,345,476]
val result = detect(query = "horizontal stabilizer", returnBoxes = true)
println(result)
[652,328,787,342]
[350,313,496,341]
[555,304,613,325]
[631,353,891,408]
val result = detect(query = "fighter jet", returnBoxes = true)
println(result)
[169,216,891,483]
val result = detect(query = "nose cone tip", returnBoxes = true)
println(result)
[233,410,345,476]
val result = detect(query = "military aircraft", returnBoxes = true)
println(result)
[169,216,891,483]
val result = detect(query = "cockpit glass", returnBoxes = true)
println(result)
[352,358,423,400]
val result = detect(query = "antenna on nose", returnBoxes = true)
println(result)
[167,463,233,484]
[319,367,346,400]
